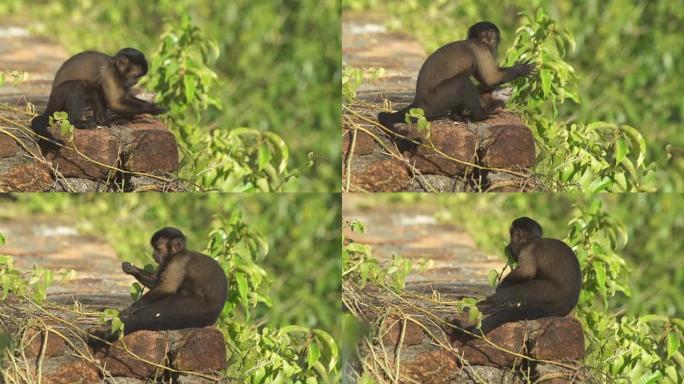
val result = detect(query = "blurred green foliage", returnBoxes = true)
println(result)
[342,0,683,191]
[0,193,341,336]
[1,0,340,192]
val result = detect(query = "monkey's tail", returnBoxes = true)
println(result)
[377,106,411,131]
[30,95,59,142]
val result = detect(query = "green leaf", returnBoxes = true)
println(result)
[540,69,552,96]
[615,137,628,165]
[257,143,272,172]
[183,75,196,100]
[307,342,321,369]
[667,332,680,359]
[236,272,248,303]
[487,269,499,287]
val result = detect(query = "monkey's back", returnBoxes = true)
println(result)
[52,51,111,90]
[414,40,479,101]
[530,238,582,302]
[181,252,228,314]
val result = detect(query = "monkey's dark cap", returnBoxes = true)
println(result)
[117,47,149,75]
[512,217,543,237]
[468,21,500,39]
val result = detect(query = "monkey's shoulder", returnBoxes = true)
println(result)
[524,238,577,260]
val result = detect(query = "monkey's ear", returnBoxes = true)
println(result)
[116,56,130,70]
[170,238,184,254]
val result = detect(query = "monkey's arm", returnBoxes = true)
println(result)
[497,249,537,289]
[140,255,188,304]
[101,73,167,115]
[122,262,158,289]
[473,47,535,88]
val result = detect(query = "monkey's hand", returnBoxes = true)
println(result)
[149,104,168,115]
[513,59,536,77]
[122,262,136,275]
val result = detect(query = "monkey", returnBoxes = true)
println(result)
[378,21,535,132]
[467,217,581,337]
[31,48,167,141]
[91,227,227,340]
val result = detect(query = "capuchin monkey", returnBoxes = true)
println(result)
[91,227,227,340]
[378,21,535,131]
[31,48,167,141]
[471,217,582,336]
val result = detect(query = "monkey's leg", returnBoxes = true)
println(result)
[428,75,485,122]
[485,279,561,305]
[92,90,107,126]
[63,83,95,129]
[479,302,568,335]
[119,295,219,334]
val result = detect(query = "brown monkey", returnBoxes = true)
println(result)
[378,21,535,131]
[31,48,167,141]
[473,217,581,336]
[112,227,227,336]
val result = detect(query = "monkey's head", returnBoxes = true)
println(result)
[114,48,149,88]
[506,217,543,259]
[150,227,186,264]
[467,21,501,53]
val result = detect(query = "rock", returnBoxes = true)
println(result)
[122,117,178,173]
[409,121,477,176]
[105,378,146,384]
[453,365,523,384]
[380,316,426,348]
[40,355,100,384]
[45,128,119,179]
[0,157,52,191]
[535,363,582,383]
[529,317,585,361]
[343,128,378,157]
[51,178,109,192]
[169,327,227,372]
[175,374,218,384]
[400,349,459,384]
[22,328,66,359]
[93,330,166,379]
[0,133,19,158]
[485,171,531,192]
[405,174,466,192]
[481,125,535,168]
[454,322,526,367]
[348,157,410,192]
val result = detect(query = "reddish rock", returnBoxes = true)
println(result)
[0,133,19,158]
[349,157,410,192]
[0,158,52,191]
[380,316,426,347]
[529,317,585,361]
[401,349,459,384]
[343,128,378,157]
[93,330,166,379]
[22,328,66,359]
[453,322,526,367]
[124,121,179,173]
[170,327,227,372]
[45,129,119,179]
[409,121,477,176]
[481,125,535,168]
[40,356,99,384]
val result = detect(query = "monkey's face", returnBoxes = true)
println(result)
[152,239,170,264]
[122,65,145,88]
[480,30,500,53]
